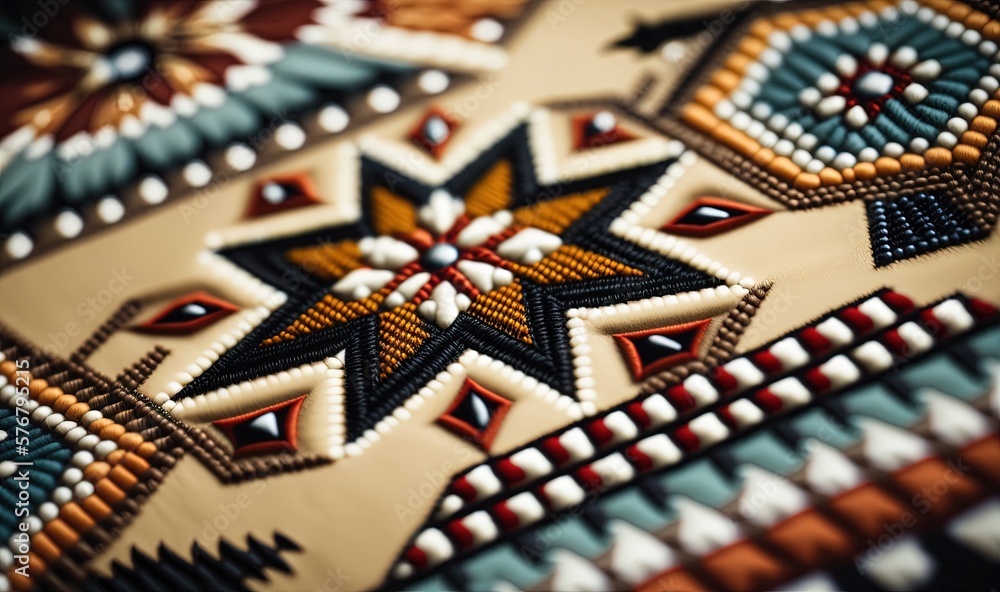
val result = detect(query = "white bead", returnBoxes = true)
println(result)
[54,209,84,238]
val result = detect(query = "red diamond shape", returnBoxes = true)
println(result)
[437,379,512,450]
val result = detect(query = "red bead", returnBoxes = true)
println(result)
[798,327,831,353]
[754,389,783,413]
[666,385,696,412]
[495,458,526,485]
[882,291,915,313]
[841,307,874,332]
[753,351,783,374]
[672,425,700,452]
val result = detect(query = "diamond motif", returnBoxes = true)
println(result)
[438,380,512,450]
[134,292,238,334]
[613,319,712,380]
[212,396,306,456]
[246,173,322,218]
[662,198,770,237]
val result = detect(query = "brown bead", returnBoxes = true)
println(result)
[0,360,16,377]
[106,449,126,465]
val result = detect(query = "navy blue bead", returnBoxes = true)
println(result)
[866,194,985,267]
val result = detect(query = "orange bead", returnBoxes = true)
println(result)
[960,131,988,150]
[874,157,902,176]
[83,462,111,482]
[60,502,97,531]
[769,156,800,181]
[80,495,113,520]
[964,11,990,30]
[947,3,972,20]
[43,518,79,548]
[854,162,877,180]
[899,154,925,170]
[28,379,48,396]
[954,144,981,164]
[38,386,63,406]
[120,451,151,474]
[30,532,62,563]
[924,147,953,167]
[116,432,144,451]
[53,394,78,413]
[753,147,776,167]
[88,418,113,434]
[793,173,821,190]
[818,167,844,186]
[713,124,760,156]
[137,442,159,458]
[99,423,126,442]
[95,478,127,506]
[681,103,720,134]
[109,465,139,490]
[65,402,90,420]
[971,116,997,135]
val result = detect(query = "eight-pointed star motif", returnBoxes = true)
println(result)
[269,158,643,375]
[186,130,721,442]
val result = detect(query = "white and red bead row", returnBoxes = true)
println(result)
[395,294,996,577]
[433,291,921,519]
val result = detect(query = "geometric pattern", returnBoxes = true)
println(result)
[393,292,1000,587]
[79,532,302,592]
[868,193,988,266]
[680,0,1000,191]
[184,129,723,443]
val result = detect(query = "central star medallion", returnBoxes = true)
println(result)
[182,129,721,441]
